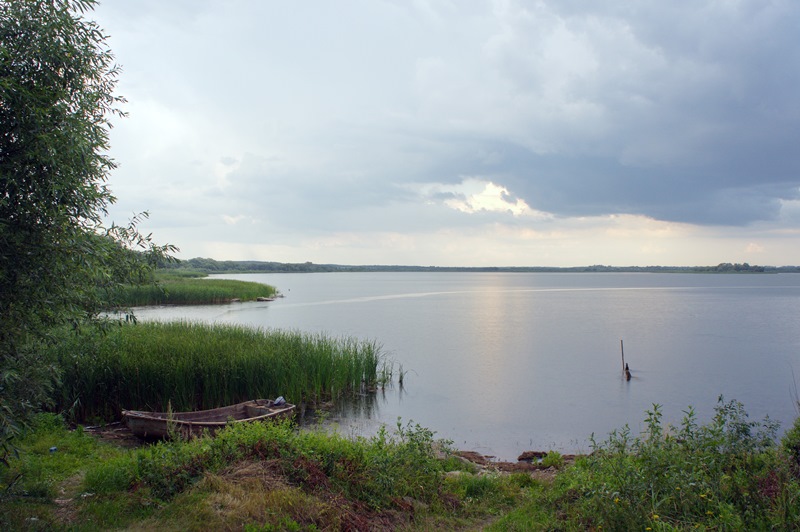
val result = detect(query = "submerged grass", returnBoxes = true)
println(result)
[51,321,383,422]
[113,277,277,306]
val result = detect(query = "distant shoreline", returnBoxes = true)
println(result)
[166,258,800,275]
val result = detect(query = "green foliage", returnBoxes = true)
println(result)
[0,344,59,466]
[244,518,310,532]
[460,474,495,499]
[0,412,535,530]
[782,414,800,474]
[84,455,136,494]
[0,0,175,464]
[5,403,800,530]
[484,482,554,531]
[113,277,278,306]
[541,450,564,469]
[360,420,446,504]
[49,321,384,420]
[90,418,448,508]
[0,413,145,530]
[0,414,123,499]
[155,269,208,280]
[544,398,800,530]
[167,257,339,274]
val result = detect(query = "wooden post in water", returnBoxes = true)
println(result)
[621,339,632,380]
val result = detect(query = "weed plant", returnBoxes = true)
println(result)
[541,397,800,530]
[0,414,98,499]
[0,413,133,530]
[94,417,472,509]
[51,321,384,421]
[8,407,800,530]
[2,413,529,530]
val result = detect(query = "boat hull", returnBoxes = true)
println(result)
[122,399,295,439]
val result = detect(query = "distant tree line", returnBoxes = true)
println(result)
[163,258,800,274]
[162,258,338,273]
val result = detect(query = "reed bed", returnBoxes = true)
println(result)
[113,278,277,306]
[52,321,383,422]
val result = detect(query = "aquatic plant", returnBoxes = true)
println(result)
[111,278,277,306]
[51,321,383,421]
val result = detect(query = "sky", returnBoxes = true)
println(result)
[89,0,800,267]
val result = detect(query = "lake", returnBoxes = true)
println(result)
[134,272,800,460]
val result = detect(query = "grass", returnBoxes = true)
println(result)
[0,413,137,530]
[112,276,278,306]
[0,414,529,531]
[50,321,384,422]
[3,401,800,530]
[490,397,800,530]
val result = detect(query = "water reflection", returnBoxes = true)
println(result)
[299,385,409,439]
[138,272,800,460]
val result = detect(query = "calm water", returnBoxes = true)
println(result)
[134,272,800,460]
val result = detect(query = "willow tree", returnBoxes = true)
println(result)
[0,0,174,461]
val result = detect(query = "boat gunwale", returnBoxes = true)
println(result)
[121,399,296,438]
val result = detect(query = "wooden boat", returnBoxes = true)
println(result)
[122,398,295,439]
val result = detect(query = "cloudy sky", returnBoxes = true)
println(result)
[90,0,800,267]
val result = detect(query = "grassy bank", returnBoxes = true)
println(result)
[0,414,534,530]
[3,400,800,530]
[491,399,800,530]
[113,273,277,306]
[50,322,384,422]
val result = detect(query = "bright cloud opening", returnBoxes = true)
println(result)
[415,178,551,218]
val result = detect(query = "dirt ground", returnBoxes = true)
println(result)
[454,450,577,482]
[83,421,146,448]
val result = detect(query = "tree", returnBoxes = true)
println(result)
[0,0,175,462]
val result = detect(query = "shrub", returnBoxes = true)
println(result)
[549,398,799,530]
[122,417,449,508]
[782,414,800,474]
[541,451,564,469]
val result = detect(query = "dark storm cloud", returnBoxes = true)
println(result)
[207,0,799,228]
[416,137,800,225]
[465,0,800,225]
[91,0,800,265]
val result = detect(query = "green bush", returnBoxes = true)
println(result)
[117,418,448,508]
[541,451,564,469]
[782,413,800,473]
[548,398,800,530]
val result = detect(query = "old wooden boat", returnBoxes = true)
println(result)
[122,398,295,439]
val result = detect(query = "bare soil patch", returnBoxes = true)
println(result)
[83,422,145,449]
[454,450,578,482]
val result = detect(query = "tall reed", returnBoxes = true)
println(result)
[51,321,383,422]
[112,278,277,306]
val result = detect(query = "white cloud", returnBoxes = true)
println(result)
[414,178,548,217]
[90,0,800,266]
[222,215,247,226]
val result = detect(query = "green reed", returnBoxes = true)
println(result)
[51,321,383,422]
[112,278,277,306]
